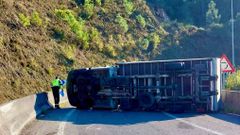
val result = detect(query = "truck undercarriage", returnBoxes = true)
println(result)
[67,58,221,112]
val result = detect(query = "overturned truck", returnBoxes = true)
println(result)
[67,58,221,112]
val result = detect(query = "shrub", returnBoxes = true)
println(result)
[46,67,53,75]
[158,26,168,35]
[90,27,104,51]
[103,34,118,57]
[84,0,94,18]
[55,9,90,49]
[62,44,76,60]
[123,0,134,15]
[115,14,128,33]
[18,13,31,27]
[117,34,125,47]
[104,45,117,57]
[95,0,102,6]
[136,14,146,28]
[149,32,161,50]
[206,0,221,26]
[124,34,135,51]
[31,11,43,26]
[225,70,240,90]
[138,38,149,50]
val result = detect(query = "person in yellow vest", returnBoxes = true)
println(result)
[51,76,62,109]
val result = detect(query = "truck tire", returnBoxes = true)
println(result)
[138,93,155,109]
[67,70,80,107]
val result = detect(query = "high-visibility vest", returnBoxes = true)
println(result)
[51,79,61,87]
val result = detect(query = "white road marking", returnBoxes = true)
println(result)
[57,109,75,135]
[85,124,102,131]
[96,127,101,130]
[163,112,224,135]
[86,124,95,130]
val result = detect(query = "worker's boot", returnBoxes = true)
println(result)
[55,104,60,109]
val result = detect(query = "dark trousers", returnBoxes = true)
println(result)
[51,86,60,107]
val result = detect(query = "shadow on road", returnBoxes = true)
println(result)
[36,107,240,126]
[208,113,240,125]
[37,107,175,125]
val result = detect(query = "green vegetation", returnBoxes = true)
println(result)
[123,0,134,15]
[55,9,90,49]
[19,11,43,27]
[225,71,240,90]
[137,33,161,52]
[95,0,102,6]
[104,45,117,57]
[62,44,77,60]
[138,38,149,51]
[206,0,221,26]
[31,11,43,26]
[136,14,146,28]
[83,0,95,19]
[115,14,128,33]
[148,32,161,51]
[55,1,163,59]
[149,0,240,27]
[2,0,240,104]
[18,13,31,27]
[90,27,104,52]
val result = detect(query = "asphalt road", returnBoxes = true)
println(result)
[21,108,240,135]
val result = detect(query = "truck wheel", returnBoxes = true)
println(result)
[138,93,155,109]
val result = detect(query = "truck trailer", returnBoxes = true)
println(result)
[66,58,221,112]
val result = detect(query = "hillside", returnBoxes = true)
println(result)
[157,21,240,63]
[0,0,167,103]
[0,0,239,103]
[149,0,240,65]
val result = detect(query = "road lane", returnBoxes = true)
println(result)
[20,108,240,135]
[170,113,240,135]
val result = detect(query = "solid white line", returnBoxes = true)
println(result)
[86,124,95,130]
[57,109,75,135]
[163,112,224,135]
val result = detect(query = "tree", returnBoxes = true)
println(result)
[206,0,221,25]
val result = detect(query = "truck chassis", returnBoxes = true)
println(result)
[67,58,221,112]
